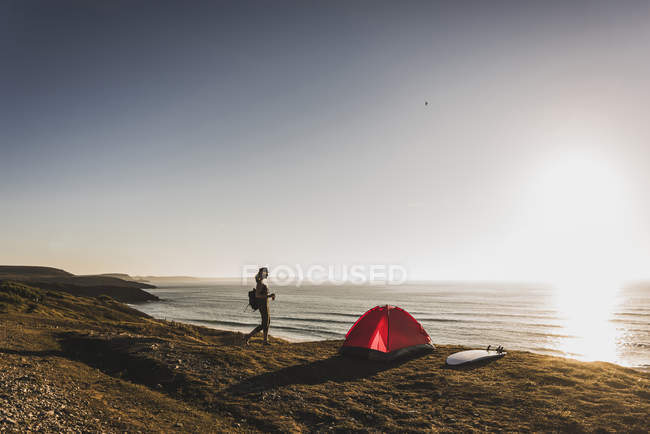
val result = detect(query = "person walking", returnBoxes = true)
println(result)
[245,267,275,345]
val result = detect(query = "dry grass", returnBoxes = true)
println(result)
[0,280,648,432]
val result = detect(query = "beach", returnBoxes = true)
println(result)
[1,281,648,432]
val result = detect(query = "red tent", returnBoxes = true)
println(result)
[341,305,434,360]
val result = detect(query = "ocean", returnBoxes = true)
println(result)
[131,282,649,370]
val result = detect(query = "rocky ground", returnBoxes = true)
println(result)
[0,280,648,432]
[0,325,229,432]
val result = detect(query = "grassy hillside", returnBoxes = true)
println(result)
[0,281,648,432]
[0,266,72,279]
[0,266,158,302]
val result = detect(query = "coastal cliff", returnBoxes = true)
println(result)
[0,266,158,303]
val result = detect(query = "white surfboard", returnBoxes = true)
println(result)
[446,349,506,366]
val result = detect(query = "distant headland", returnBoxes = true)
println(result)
[0,266,158,303]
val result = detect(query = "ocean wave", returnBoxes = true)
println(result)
[618,342,650,349]
[519,330,577,339]
[180,318,345,338]
[178,318,259,328]
[612,312,650,318]
[409,301,559,312]
[621,328,650,334]
[418,317,563,328]
[419,318,462,323]
[446,325,577,339]
[209,313,568,330]
[165,315,575,339]
[272,316,352,325]
[609,319,650,327]
[311,312,364,318]
[413,311,559,319]
[426,322,577,339]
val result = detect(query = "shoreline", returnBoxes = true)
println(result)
[133,282,650,373]
[129,303,650,373]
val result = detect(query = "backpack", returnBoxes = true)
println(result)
[248,288,259,311]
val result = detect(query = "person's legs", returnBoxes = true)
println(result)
[245,301,268,343]
[245,324,262,343]
[260,302,270,343]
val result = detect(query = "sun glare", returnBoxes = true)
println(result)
[551,277,623,363]
[527,152,629,290]
[526,153,630,363]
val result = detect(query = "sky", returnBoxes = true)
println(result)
[1,1,650,283]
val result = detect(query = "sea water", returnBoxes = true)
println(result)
[131,282,649,370]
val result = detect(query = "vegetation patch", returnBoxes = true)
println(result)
[0,281,45,312]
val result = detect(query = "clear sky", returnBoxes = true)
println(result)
[1,1,650,282]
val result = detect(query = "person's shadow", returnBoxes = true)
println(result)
[225,351,431,397]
